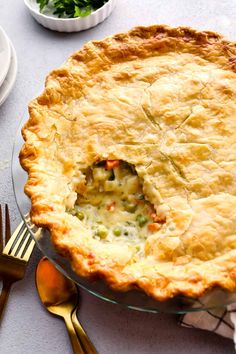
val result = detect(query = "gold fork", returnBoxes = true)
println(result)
[0,204,35,322]
[0,205,11,250]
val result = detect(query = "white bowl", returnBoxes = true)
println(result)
[24,0,116,32]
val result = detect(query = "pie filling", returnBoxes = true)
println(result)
[68,160,166,246]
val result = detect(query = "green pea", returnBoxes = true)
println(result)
[124,202,137,213]
[136,214,148,227]
[97,225,108,239]
[76,211,84,220]
[113,227,122,236]
[69,209,76,216]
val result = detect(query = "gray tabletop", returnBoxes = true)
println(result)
[0,0,235,353]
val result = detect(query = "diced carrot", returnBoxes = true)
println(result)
[147,205,155,215]
[151,213,158,221]
[135,198,145,205]
[151,213,166,224]
[106,201,116,212]
[148,223,160,232]
[106,160,120,170]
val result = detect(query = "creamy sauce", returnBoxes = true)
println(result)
[69,161,165,247]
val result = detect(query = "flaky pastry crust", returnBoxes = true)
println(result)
[20,25,236,301]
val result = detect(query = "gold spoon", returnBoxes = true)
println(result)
[36,257,98,354]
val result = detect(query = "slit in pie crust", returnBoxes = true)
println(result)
[20,25,236,301]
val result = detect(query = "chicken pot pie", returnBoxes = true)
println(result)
[20,25,236,301]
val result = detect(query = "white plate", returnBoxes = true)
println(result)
[0,40,17,106]
[0,26,11,87]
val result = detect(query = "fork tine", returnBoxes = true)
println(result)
[8,228,28,256]
[14,230,29,257]
[5,204,11,242]
[0,205,3,252]
[22,237,35,261]
[3,221,25,254]
[18,232,31,258]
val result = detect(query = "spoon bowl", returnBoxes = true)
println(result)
[36,257,97,354]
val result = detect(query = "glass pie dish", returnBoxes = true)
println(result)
[12,115,236,314]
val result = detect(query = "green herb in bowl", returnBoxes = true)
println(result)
[36,0,109,18]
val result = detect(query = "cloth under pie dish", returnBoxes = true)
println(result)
[20,25,236,301]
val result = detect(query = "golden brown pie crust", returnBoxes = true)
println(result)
[20,25,236,300]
